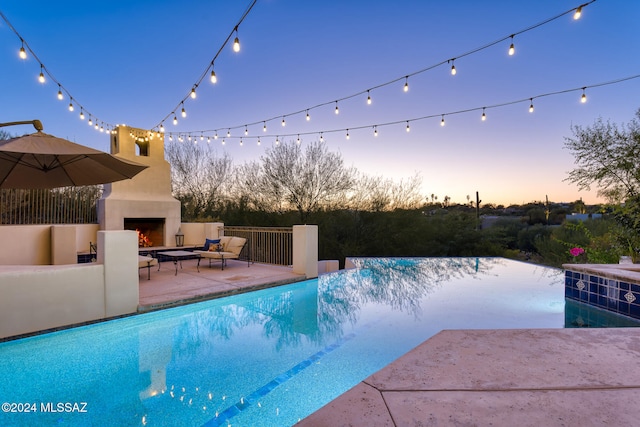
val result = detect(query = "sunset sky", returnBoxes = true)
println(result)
[2,0,639,206]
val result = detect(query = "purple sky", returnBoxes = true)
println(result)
[2,0,639,205]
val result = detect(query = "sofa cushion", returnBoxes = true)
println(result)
[203,238,220,251]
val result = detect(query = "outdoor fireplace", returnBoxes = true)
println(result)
[98,126,181,247]
[124,218,164,247]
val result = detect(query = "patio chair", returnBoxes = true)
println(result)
[138,255,158,280]
[194,236,249,270]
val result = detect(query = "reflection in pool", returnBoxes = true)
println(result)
[0,257,577,426]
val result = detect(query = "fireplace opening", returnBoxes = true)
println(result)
[124,218,165,247]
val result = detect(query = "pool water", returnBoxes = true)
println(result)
[0,257,637,426]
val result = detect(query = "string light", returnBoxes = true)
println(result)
[346,129,349,140]
[173,115,178,125]
[57,85,63,100]
[160,123,165,133]
[481,107,486,121]
[240,138,243,146]
[581,88,587,103]
[181,103,186,118]
[227,129,231,137]
[320,133,324,142]
[335,101,339,114]
[244,126,248,136]
[190,87,197,99]
[306,110,310,121]
[200,133,204,141]
[297,134,301,144]
[68,98,74,112]
[441,115,445,126]
[275,136,279,145]
[18,41,27,59]
[450,59,457,75]
[574,6,582,20]
[233,27,240,52]
[214,132,218,140]
[257,137,261,145]
[367,90,372,105]
[508,35,515,56]
[79,108,85,120]
[374,126,378,137]
[210,69,218,84]
[406,121,410,132]
[88,116,93,126]
[38,64,45,83]
[263,122,267,132]
[281,117,286,127]
[403,76,409,92]
[207,136,211,143]
[529,98,534,113]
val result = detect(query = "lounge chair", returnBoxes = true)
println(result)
[194,236,249,270]
[138,255,158,280]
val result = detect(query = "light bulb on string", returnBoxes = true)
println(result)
[222,139,226,145]
[263,122,267,132]
[57,85,63,100]
[173,115,178,125]
[68,98,74,112]
[440,115,445,126]
[335,101,339,115]
[181,103,186,118]
[257,137,261,146]
[275,136,279,146]
[306,110,310,121]
[297,134,301,144]
[367,90,372,105]
[406,121,410,132]
[210,69,217,84]
[574,6,582,20]
[160,123,165,133]
[94,122,99,130]
[403,76,409,92]
[227,129,231,138]
[190,87,197,99]
[374,126,378,137]
[38,65,45,83]
[240,138,243,146]
[320,133,324,143]
[88,116,93,126]
[19,42,26,59]
[581,88,587,103]
[233,28,240,52]
[281,117,286,127]
[450,60,456,75]
[244,126,248,136]
[508,35,515,56]
[214,132,218,140]
[200,133,204,141]
[100,124,104,133]
[79,109,85,120]
[346,130,350,140]
[529,99,534,113]
[207,136,211,143]
[481,107,486,121]
[169,134,173,141]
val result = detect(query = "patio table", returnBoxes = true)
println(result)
[157,250,200,275]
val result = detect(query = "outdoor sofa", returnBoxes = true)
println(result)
[193,236,249,270]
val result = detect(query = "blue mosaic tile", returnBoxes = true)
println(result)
[588,293,598,304]
[607,296,618,311]
[632,283,640,294]
[629,303,640,319]
[620,281,630,291]
[589,281,599,293]
[598,284,608,296]
[618,301,629,314]
[597,295,608,307]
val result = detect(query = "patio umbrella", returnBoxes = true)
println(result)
[0,121,147,189]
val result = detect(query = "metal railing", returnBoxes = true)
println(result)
[221,226,293,266]
[0,187,101,225]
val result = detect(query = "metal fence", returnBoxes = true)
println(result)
[221,226,293,266]
[0,187,101,225]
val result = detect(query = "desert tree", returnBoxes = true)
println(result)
[261,140,355,221]
[165,141,233,220]
[564,109,640,203]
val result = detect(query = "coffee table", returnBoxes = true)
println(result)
[157,250,200,275]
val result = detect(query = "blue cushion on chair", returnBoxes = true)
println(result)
[203,238,220,251]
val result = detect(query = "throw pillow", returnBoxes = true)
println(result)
[204,238,220,251]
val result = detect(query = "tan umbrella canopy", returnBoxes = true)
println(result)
[0,120,147,189]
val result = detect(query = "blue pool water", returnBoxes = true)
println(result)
[0,257,637,426]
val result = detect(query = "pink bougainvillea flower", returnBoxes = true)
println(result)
[570,247,585,257]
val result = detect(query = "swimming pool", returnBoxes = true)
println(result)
[0,257,634,426]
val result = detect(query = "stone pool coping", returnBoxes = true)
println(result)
[296,328,640,426]
[563,262,640,283]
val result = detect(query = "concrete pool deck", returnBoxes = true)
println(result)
[296,327,640,426]
[138,258,306,311]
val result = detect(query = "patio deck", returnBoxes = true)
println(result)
[138,258,306,312]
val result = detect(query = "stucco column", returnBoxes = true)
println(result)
[98,230,138,316]
[292,225,318,278]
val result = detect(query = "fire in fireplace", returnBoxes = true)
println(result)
[124,218,165,248]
